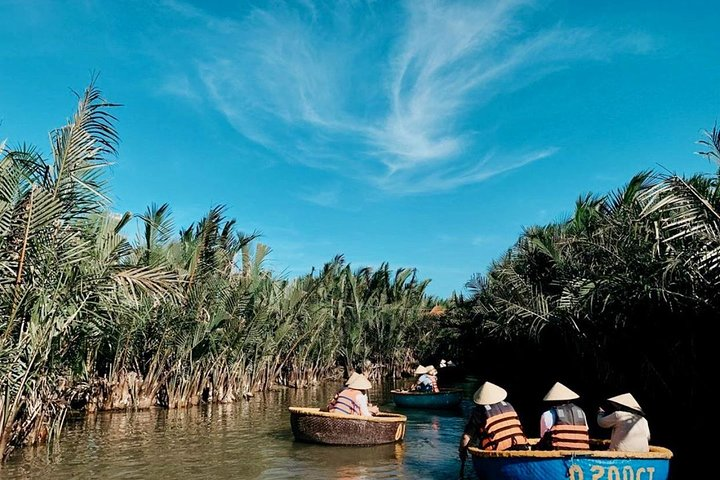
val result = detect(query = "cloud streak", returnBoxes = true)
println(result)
[297,187,341,207]
[159,0,651,195]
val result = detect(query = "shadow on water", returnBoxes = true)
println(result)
[0,378,480,479]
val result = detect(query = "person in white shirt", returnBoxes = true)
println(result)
[414,365,431,392]
[597,393,650,452]
[416,365,439,393]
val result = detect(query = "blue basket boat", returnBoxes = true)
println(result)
[469,440,673,480]
[390,388,463,409]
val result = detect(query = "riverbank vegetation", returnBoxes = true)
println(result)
[0,83,439,459]
[1,82,712,477]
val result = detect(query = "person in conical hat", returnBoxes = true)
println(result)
[597,393,650,452]
[324,371,371,413]
[416,365,440,393]
[348,371,380,415]
[458,381,529,461]
[327,373,376,417]
[536,382,590,451]
[415,365,439,393]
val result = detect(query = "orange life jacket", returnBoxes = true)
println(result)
[325,386,344,411]
[478,402,529,451]
[328,388,363,415]
[547,403,590,450]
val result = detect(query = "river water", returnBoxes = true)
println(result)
[1,379,479,479]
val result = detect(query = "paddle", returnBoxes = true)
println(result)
[458,448,467,479]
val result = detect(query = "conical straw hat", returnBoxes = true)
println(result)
[345,371,360,386]
[607,393,644,415]
[347,373,372,390]
[414,365,429,375]
[543,382,579,401]
[473,381,507,405]
[427,365,437,375]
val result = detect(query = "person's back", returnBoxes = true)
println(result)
[414,365,434,392]
[323,372,360,411]
[542,402,590,450]
[597,393,650,452]
[459,381,529,460]
[416,373,433,392]
[473,401,529,451]
[537,382,590,450]
[328,387,365,415]
[327,374,374,416]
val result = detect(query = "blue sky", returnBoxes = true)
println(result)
[2,0,719,297]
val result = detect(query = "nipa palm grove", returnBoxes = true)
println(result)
[1,83,715,467]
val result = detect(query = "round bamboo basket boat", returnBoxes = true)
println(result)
[391,388,463,409]
[289,407,407,445]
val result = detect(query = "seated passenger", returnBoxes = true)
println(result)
[458,381,529,461]
[414,365,431,392]
[536,382,590,451]
[416,365,440,393]
[323,372,360,411]
[597,393,650,452]
[327,373,376,416]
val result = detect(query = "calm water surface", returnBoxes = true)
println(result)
[1,379,480,479]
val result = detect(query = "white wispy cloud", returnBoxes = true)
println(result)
[298,187,341,207]
[157,0,651,195]
[375,147,558,193]
[159,74,202,103]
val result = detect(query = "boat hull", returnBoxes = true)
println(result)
[289,407,407,446]
[470,443,673,480]
[390,389,463,409]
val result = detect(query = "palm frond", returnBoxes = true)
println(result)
[49,80,120,218]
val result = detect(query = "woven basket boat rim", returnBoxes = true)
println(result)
[289,407,407,422]
[390,388,464,395]
[468,439,673,459]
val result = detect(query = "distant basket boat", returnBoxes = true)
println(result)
[390,388,463,409]
[469,440,673,480]
[289,407,407,445]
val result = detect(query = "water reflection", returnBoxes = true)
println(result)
[1,380,477,479]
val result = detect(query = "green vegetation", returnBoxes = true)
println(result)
[2,81,713,477]
[0,83,438,459]
[450,128,719,472]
